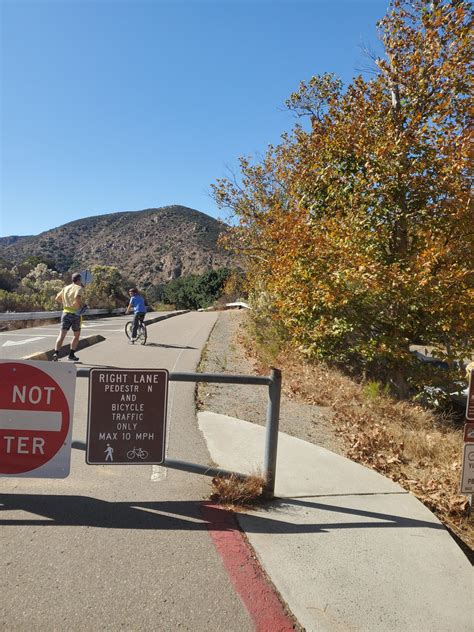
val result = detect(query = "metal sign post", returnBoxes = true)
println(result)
[78,366,282,497]
[461,369,474,511]
[466,370,474,421]
[263,368,282,496]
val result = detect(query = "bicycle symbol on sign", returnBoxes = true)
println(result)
[126,447,149,460]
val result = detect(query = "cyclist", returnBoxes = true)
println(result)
[52,272,85,361]
[126,287,146,344]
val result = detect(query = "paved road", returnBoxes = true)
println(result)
[0,312,254,631]
[0,312,175,360]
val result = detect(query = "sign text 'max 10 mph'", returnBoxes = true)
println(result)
[86,369,168,465]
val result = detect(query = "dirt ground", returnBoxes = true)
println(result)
[197,309,344,455]
[198,309,473,559]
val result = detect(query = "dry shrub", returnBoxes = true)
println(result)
[238,320,473,551]
[289,354,472,548]
[210,473,266,508]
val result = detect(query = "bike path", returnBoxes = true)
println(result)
[0,311,184,360]
[1,313,255,631]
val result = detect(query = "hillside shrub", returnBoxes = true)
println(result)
[85,265,129,309]
[0,290,43,312]
[19,263,63,310]
[161,268,232,310]
[212,0,473,398]
[0,268,17,291]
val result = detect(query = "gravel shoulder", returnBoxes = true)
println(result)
[197,310,344,455]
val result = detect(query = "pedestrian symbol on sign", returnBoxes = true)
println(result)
[104,444,114,461]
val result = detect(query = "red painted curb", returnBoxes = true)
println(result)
[202,503,296,632]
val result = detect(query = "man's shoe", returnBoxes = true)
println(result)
[128,340,135,345]
[68,353,79,362]
[51,352,58,362]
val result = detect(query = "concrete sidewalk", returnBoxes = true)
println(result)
[198,411,473,632]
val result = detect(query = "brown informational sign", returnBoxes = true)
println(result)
[466,370,474,421]
[86,368,168,465]
[464,423,474,443]
[460,444,474,495]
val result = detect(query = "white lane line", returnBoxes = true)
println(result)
[151,314,217,482]
[0,410,62,431]
[2,337,46,347]
[151,466,167,481]
[0,329,51,338]
[0,333,57,337]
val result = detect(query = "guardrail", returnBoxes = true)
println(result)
[0,308,126,322]
[76,367,282,497]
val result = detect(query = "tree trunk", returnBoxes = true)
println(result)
[392,367,410,400]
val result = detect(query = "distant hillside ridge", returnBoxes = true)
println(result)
[0,235,31,247]
[0,205,237,285]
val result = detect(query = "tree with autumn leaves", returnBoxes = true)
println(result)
[212,0,473,398]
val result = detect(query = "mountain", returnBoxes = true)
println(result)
[0,205,237,285]
[0,235,31,247]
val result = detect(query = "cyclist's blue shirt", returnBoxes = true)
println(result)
[129,295,146,314]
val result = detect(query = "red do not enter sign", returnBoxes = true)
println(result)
[0,362,74,476]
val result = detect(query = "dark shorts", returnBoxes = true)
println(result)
[60,312,81,332]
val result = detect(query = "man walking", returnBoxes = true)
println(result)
[52,272,85,361]
[126,287,146,343]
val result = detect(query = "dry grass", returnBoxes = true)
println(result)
[210,472,266,509]
[239,328,473,552]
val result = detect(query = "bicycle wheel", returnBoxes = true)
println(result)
[137,323,147,345]
[125,321,133,340]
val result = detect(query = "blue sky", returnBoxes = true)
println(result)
[1,0,388,237]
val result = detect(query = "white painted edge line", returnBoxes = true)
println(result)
[151,465,168,481]
[0,410,62,431]
[0,334,57,338]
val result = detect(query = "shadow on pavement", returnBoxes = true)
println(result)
[0,494,208,530]
[0,492,445,533]
[251,497,446,533]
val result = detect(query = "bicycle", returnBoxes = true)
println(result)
[126,446,149,460]
[125,315,147,345]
